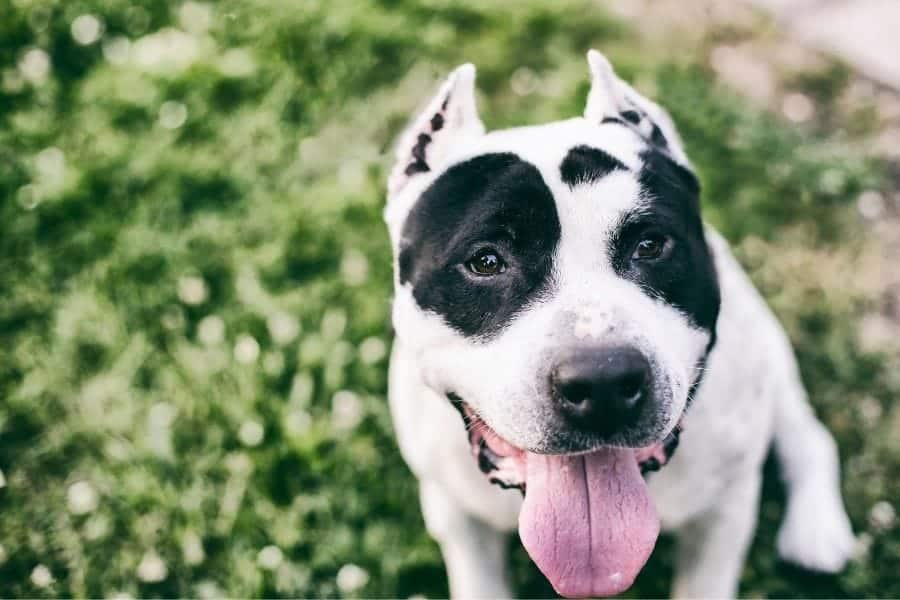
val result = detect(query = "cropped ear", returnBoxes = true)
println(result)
[584,50,689,165]
[388,64,485,197]
[584,50,629,122]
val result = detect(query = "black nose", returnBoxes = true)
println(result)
[550,346,651,436]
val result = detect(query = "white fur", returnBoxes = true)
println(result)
[385,51,854,598]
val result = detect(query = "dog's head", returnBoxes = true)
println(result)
[385,52,721,597]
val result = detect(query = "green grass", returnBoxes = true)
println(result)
[1,0,897,597]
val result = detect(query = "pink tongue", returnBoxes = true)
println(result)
[519,448,659,598]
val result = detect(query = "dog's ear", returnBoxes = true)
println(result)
[388,64,485,197]
[584,50,689,165]
[584,50,629,123]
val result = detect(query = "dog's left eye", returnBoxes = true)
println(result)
[466,249,507,276]
[632,235,670,261]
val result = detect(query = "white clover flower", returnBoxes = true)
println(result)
[0,544,7,565]
[182,530,205,565]
[160,306,184,331]
[267,312,300,346]
[103,36,131,64]
[257,545,283,570]
[238,420,264,447]
[262,351,285,375]
[195,580,223,599]
[336,563,369,593]
[224,452,253,475]
[869,501,896,531]
[321,309,347,340]
[358,337,387,365]
[234,334,260,364]
[71,14,103,45]
[510,66,538,96]
[0,468,6,489]
[17,184,39,210]
[107,593,134,600]
[19,48,50,84]
[177,275,208,305]
[84,514,110,541]
[179,2,213,34]
[284,409,312,436]
[136,550,167,582]
[67,480,98,515]
[159,101,188,130]
[148,402,177,429]
[197,314,226,346]
[297,136,318,159]
[299,335,324,364]
[219,48,255,78]
[289,372,314,405]
[132,29,198,73]
[35,146,65,183]
[331,390,363,432]
[30,564,54,588]
[781,92,814,123]
[857,190,885,220]
[340,249,369,286]
[819,168,845,194]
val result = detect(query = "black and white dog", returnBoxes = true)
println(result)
[384,51,854,598]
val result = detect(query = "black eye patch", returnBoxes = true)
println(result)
[609,148,718,334]
[398,153,561,339]
[559,145,629,188]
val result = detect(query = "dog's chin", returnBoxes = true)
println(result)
[451,398,683,598]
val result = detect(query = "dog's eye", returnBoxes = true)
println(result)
[632,235,669,261]
[466,249,507,276]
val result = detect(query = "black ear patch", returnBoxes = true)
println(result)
[398,153,561,339]
[402,95,451,176]
[559,145,629,188]
[601,104,672,152]
[404,133,433,175]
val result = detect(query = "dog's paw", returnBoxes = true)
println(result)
[776,485,855,573]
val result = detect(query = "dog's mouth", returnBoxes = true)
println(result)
[451,396,682,598]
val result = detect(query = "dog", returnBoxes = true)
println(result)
[383,50,855,598]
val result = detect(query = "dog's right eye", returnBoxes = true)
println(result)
[466,249,507,276]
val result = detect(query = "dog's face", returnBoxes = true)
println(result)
[386,52,720,457]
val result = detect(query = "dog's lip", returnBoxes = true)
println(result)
[450,396,682,488]
[454,397,678,456]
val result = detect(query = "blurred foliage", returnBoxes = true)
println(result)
[0,0,897,597]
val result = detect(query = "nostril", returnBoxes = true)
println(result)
[618,372,646,406]
[555,379,588,407]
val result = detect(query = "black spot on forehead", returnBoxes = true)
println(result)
[559,145,629,188]
[399,153,560,339]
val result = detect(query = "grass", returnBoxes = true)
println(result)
[0,0,897,597]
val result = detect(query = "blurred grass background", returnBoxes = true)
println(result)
[1,0,898,597]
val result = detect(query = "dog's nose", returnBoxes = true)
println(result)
[550,346,651,436]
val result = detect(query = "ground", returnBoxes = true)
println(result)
[0,0,898,597]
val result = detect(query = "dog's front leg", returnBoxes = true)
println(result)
[419,480,512,599]
[671,472,762,598]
